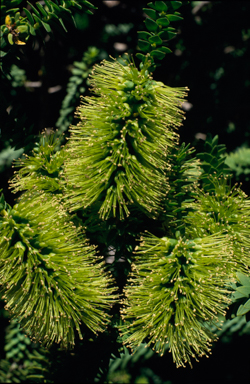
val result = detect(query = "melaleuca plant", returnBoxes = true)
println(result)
[64,54,188,219]
[1,136,118,348]
[185,177,250,274]
[2,0,250,376]
[120,232,232,367]
[10,129,66,194]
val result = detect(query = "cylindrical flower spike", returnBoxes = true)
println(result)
[119,231,233,368]
[0,192,118,348]
[10,129,66,194]
[185,178,250,273]
[64,55,188,219]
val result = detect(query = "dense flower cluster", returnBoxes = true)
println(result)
[0,192,117,348]
[120,231,234,367]
[186,179,250,274]
[64,55,188,219]
[10,129,65,194]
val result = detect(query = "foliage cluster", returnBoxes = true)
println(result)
[0,0,96,50]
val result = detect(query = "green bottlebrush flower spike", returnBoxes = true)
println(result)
[10,129,66,195]
[64,55,188,219]
[0,192,117,348]
[120,231,234,368]
[185,178,250,274]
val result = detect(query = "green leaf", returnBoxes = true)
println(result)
[8,33,14,45]
[150,49,166,60]
[71,1,82,10]
[41,20,51,33]
[165,26,177,31]
[138,39,151,52]
[148,35,162,45]
[36,2,49,18]
[27,1,41,17]
[170,1,182,11]
[156,17,170,27]
[166,14,183,21]
[15,12,20,22]
[5,8,19,13]
[47,11,57,20]
[23,7,34,25]
[1,25,9,33]
[154,1,168,12]
[58,17,68,32]
[82,0,97,9]
[59,5,72,14]
[236,272,250,287]
[17,25,29,34]
[33,13,42,26]
[232,291,248,300]
[51,2,61,13]
[136,53,147,62]
[0,50,8,58]
[143,8,157,20]
[157,46,172,54]
[145,18,159,32]
[159,30,177,40]
[237,303,250,316]
[29,25,36,36]
[146,2,157,10]
[243,298,250,310]
[236,286,250,297]
[138,31,152,40]
[44,0,53,12]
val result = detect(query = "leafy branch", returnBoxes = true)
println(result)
[56,46,101,135]
[0,0,97,55]
[136,1,184,70]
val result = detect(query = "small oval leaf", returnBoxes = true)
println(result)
[237,304,250,316]
[150,49,166,60]
[236,272,250,287]
[8,33,14,45]
[17,25,29,34]
[236,286,250,297]
[243,298,250,310]
[138,31,152,40]
[138,39,151,52]
[41,20,51,33]
[159,30,177,40]
[232,291,248,300]
[156,17,170,27]
[170,1,182,11]
[148,35,162,45]
[145,18,159,32]
[166,14,183,21]
[29,25,36,36]
[157,46,172,54]
[136,53,147,63]
[15,12,20,22]
[154,1,168,12]
[147,2,157,10]
[143,8,157,20]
